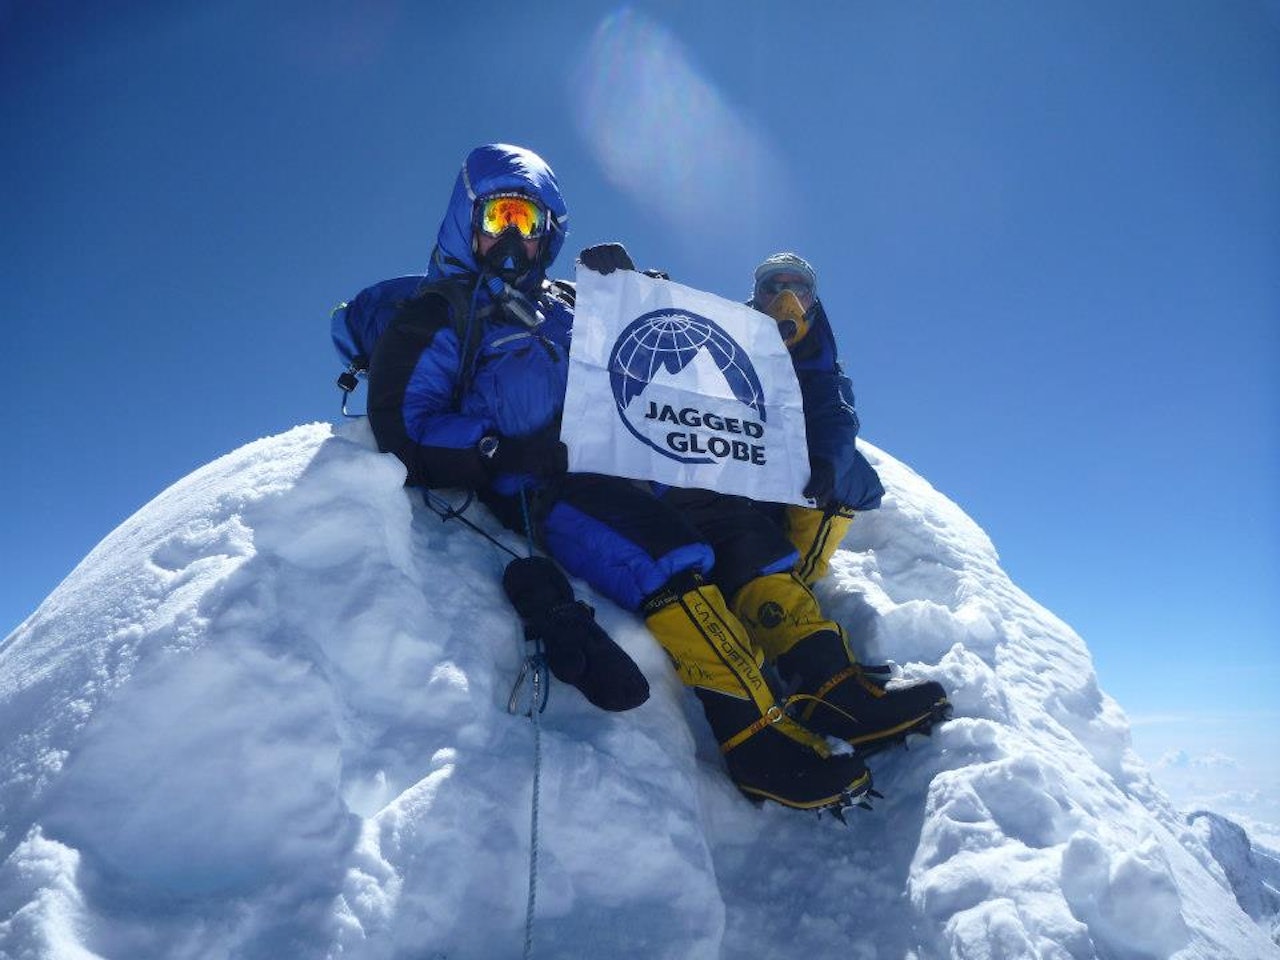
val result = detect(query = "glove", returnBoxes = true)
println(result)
[803,457,836,509]
[503,557,650,712]
[482,431,568,479]
[578,242,636,275]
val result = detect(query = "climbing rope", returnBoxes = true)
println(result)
[419,485,549,958]
[515,486,546,960]
[421,489,522,560]
[522,655,544,960]
[506,633,547,960]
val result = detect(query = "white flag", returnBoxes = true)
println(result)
[562,268,811,506]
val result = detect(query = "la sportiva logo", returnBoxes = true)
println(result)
[608,309,768,465]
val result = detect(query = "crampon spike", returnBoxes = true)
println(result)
[820,783,876,823]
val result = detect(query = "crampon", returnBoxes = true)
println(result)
[821,785,886,824]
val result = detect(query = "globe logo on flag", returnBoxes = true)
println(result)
[608,310,767,464]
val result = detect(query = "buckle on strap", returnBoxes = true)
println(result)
[719,703,786,754]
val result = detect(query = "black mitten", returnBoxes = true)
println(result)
[503,557,650,712]
[803,457,836,508]
[486,432,569,479]
[578,242,636,275]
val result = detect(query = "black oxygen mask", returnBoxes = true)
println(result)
[480,227,539,288]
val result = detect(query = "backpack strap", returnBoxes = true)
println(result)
[435,277,574,401]
[402,278,485,405]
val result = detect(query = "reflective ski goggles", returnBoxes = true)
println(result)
[756,276,814,299]
[475,194,549,240]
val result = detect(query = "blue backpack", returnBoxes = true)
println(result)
[330,275,429,414]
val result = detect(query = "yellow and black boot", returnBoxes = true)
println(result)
[730,570,846,662]
[783,504,856,587]
[776,630,951,755]
[731,572,950,753]
[642,573,870,811]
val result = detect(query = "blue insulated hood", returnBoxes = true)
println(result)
[426,144,569,290]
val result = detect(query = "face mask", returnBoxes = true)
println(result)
[480,229,537,285]
[764,289,811,347]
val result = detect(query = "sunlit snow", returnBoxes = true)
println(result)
[2,421,1276,959]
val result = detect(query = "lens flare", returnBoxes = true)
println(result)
[570,9,797,255]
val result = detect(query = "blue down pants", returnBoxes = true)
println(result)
[481,476,798,614]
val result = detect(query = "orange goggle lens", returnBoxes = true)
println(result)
[477,195,547,240]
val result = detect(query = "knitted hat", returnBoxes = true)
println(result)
[753,252,817,297]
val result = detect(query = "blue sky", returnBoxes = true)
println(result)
[3,3,1277,776]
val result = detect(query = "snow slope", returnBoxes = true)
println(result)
[1188,811,1280,945]
[2,421,1276,959]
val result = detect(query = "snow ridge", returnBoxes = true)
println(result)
[1188,810,1280,944]
[2,422,1276,959]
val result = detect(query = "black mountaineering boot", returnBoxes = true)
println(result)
[777,630,951,755]
[697,688,872,811]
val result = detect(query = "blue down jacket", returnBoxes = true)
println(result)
[782,299,884,511]
[367,145,575,496]
[367,146,717,609]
